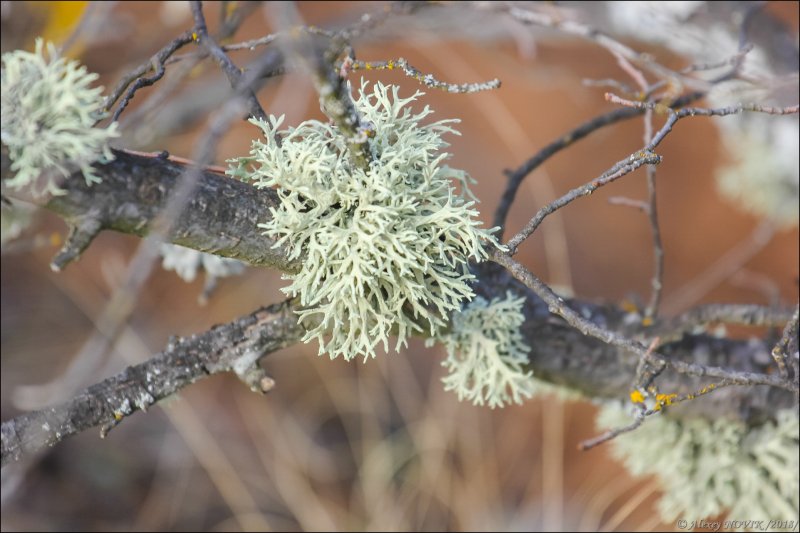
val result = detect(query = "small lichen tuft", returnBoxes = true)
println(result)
[1,39,118,197]
[431,291,536,408]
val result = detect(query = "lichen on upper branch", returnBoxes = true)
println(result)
[228,80,501,361]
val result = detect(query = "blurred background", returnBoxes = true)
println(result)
[2,1,798,531]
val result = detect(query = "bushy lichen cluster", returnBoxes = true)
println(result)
[1,39,118,197]
[598,403,800,529]
[229,81,499,361]
[432,291,536,408]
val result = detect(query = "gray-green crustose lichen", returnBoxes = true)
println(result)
[597,403,800,530]
[1,39,118,197]
[229,81,501,361]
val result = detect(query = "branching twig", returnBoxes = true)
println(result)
[490,251,798,393]
[579,379,738,450]
[492,91,704,236]
[772,306,799,380]
[651,304,797,345]
[348,58,501,93]
[505,151,662,254]
[190,1,268,122]
[0,300,304,467]
[504,97,798,255]
[105,31,196,123]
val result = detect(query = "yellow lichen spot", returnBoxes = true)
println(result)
[656,393,677,406]
[620,299,638,313]
[113,411,123,421]
[630,390,645,404]
[191,32,198,42]
[642,316,654,327]
[49,232,62,247]
[387,60,395,70]
[365,63,373,70]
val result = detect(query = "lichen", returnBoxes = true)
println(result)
[228,80,500,361]
[1,39,118,197]
[431,291,537,408]
[597,403,800,529]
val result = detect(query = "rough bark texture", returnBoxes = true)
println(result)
[2,149,301,272]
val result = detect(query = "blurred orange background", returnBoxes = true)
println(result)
[2,2,797,531]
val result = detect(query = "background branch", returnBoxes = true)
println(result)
[1,299,304,467]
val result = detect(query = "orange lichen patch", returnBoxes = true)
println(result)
[630,390,645,404]
[49,232,62,247]
[641,316,654,327]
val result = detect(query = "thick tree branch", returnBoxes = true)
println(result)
[2,149,302,273]
[1,299,304,467]
[3,146,796,431]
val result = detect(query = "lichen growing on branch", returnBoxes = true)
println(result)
[598,403,800,529]
[431,291,537,408]
[160,243,246,283]
[228,81,500,361]
[1,39,118,197]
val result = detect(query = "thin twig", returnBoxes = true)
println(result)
[492,91,704,236]
[579,379,738,450]
[579,408,646,451]
[504,151,662,254]
[772,306,799,380]
[0,300,304,467]
[491,2,710,92]
[506,96,798,254]
[105,31,196,122]
[272,2,373,171]
[652,304,797,345]
[490,250,798,393]
[348,58,501,93]
[190,1,268,122]
[610,52,665,320]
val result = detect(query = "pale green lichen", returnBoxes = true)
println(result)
[597,403,800,530]
[1,38,118,197]
[160,243,246,283]
[229,81,500,361]
[431,291,536,408]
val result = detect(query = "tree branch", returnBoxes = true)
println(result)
[1,299,304,467]
[3,147,796,430]
[2,149,302,273]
